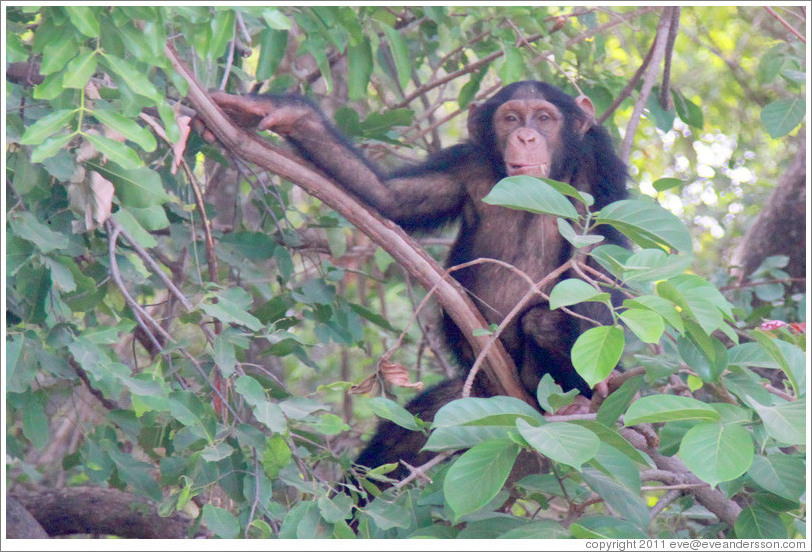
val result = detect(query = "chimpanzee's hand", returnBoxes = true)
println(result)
[194,92,317,141]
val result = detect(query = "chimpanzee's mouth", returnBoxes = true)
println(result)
[507,164,547,177]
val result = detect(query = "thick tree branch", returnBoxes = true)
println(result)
[163,43,534,406]
[9,487,202,539]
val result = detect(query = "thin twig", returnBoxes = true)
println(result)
[764,7,807,43]
[620,7,678,163]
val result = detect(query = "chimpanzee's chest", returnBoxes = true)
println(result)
[451,199,569,324]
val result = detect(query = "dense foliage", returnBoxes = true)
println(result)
[4,5,807,540]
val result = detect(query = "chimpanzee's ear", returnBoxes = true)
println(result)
[466,102,484,143]
[575,95,596,136]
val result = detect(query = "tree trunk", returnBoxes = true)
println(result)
[730,133,806,291]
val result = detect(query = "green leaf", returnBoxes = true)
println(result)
[20,109,76,145]
[596,375,643,427]
[557,218,604,248]
[432,396,543,428]
[317,494,353,524]
[65,6,100,37]
[380,23,411,90]
[624,395,720,425]
[347,39,373,101]
[88,162,170,208]
[256,29,288,81]
[200,287,264,331]
[596,199,693,252]
[234,375,267,407]
[747,453,806,501]
[570,516,648,539]
[571,326,624,388]
[483,176,579,219]
[62,49,98,89]
[263,8,292,30]
[619,309,664,344]
[200,442,234,462]
[368,397,422,432]
[496,520,569,539]
[103,54,160,101]
[40,25,79,75]
[31,134,73,164]
[656,275,734,336]
[21,390,49,450]
[208,9,236,60]
[536,373,579,413]
[589,244,633,278]
[517,419,600,470]
[623,295,684,332]
[85,134,143,170]
[262,434,292,478]
[202,504,240,539]
[549,279,610,310]
[678,422,754,487]
[211,334,237,378]
[111,208,157,249]
[750,400,806,445]
[126,205,169,232]
[499,45,523,84]
[92,109,157,152]
[761,97,806,139]
[571,419,652,466]
[424,425,515,452]
[443,440,520,520]
[734,506,788,539]
[750,330,798,396]
[253,401,287,433]
[8,212,70,253]
[459,68,487,109]
[168,391,216,443]
[621,249,694,284]
[652,177,683,192]
[581,469,649,529]
[672,89,704,129]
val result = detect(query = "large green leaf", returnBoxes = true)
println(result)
[20,109,76,145]
[624,395,719,425]
[596,199,693,252]
[380,23,411,90]
[432,396,543,428]
[368,397,422,432]
[678,422,754,487]
[199,287,264,331]
[549,278,610,310]
[443,440,520,520]
[483,176,580,219]
[8,212,71,253]
[747,453,806,501]
[571,325,625,388]
[92,108,157,152]
[761,97,805,138]
[619,308,665,344]
[202,504,240,539]
[734,506,788,539]
[62,49,98,89]
[85,134,143,170]
[516,419,600,469]
[750,400,806,445]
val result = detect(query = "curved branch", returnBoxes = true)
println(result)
[163,42,534,406]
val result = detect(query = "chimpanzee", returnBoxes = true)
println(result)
[203,80,628,481]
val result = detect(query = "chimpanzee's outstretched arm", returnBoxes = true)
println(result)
[208,92,467,231]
